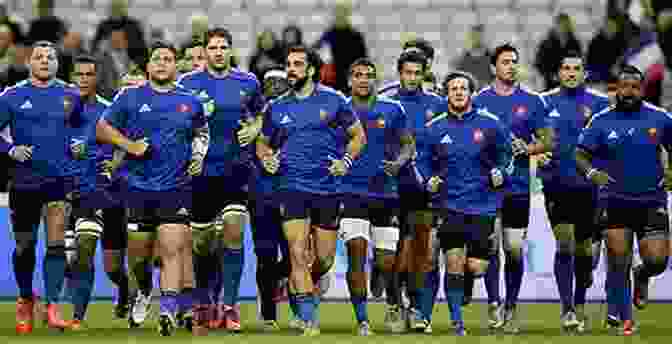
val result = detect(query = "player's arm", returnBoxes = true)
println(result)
[527,95,557,155]
[238,80,267,146]
[575,120,613,186]
[256,103,280,174]
[96,91,147,157]
[189,99,210,176]
[0,90,31,161]
[660,112,672,189]
[384,104,415,176]
[492,122,514,188]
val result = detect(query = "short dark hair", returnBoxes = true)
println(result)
[443,71,477,93]
[491,42,519,66]
[349,57,377,75]
[403,38,434,61]
[74,54,97,66]
[149,40,177,58]
[618,64,644,81]
[397,51,427,73]
[287,45,323,82]
[205,27,233,47]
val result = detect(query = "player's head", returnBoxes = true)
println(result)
[349,57,377,98]
[263,64,289,99]
[397,51,427,92]
[403,38,434,69]
[29,40,58,81]
[606,72,620,104]
[286,44,322,91]
[147,40,178,85]
[444,71,476,113]
[615,64,644,111]
[558,50,585,89]
[73,54,98,98]
[491,43,519,84]
[181,39,206,73]
[205,27,233,72]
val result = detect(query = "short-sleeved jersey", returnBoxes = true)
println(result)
[0,79,84,188]
[578,102,672,206]
[67,95,111,193]
[261,84,358,195]
[178,69,264,179]
[473,85,551,197]
[340,96,409,199]
[428,108,512,216]
[387,88,446,192]
[101,84,206,192]
[539,87,611,189]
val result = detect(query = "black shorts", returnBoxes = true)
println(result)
[544,187,597,242]
[126,188,191,227]
[277,191,340,230]
[341,194,399,227]
[399,190,432,239]
[438,209,495,260]
[501,195,530,229]
[9,177,74,236]
[69,200,127,251]
[191,176,248,223]
[604,202,669,240]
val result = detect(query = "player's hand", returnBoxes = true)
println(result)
[70,138,86,160]
[536,152,552,167]
[382,159,404,176]
[426,176,443,193]
[124,138,149,158]
[328,154,353,177]
[8,145,33,162]
[188,155,204,176]
[237,118,261,147]
[511,137,528,157]
[662,168,672,191]
[99,159,120,179]
[588,169,615,187]
[262,151,280,174]
[490,168,504,188]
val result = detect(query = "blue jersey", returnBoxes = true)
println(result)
[539,87,611,189]
[178,69,264,179]
[388,88,446,192]
[427,108,512,216]
[102,84,207,192]
[67,95,112,194]
[0,79,84,188]
[473,85,551,197]
[340,96,408,199]
[378,81,401,97]
[578,102,672,206]
[261,84,358,195]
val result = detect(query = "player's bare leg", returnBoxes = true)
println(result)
[311,227,337,330]
[605,228,635,336]
[127,227,155,328]
[157,223,187,336]
[284,219,316,335]
[44,201,71,330]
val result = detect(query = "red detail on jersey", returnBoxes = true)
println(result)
[473,129,484,143]
[178,104,190,113]
[514,105,527,116]
[648,127,658,143]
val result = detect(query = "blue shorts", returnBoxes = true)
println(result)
[340,194,399,227]
[250,196,288,259]
[191,176,248,223]
[9,176,75,235]
[438,209,495,260]
[276,190,340,230]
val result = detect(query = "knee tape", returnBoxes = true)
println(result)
[503,227,526,259]
[339,218,371,243]
[65,229,77,265]
[372,226,399,251]
[75,217,104,239]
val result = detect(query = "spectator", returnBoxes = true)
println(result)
[0,43,29,88]
[56,31,85,83]
[248,29,284,82]
[0,24,16,75]
[534,13,583,90]
[451,24,492,88]
[180,13,208,51]
[26,0,67,45]
[91,0,147,70]
[0,4,25,46]
[96,25,132,98]
[313,1,367,92]
[587,13,630,82]
[280,24,304,56]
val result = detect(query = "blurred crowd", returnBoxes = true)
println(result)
[0,0,671,190]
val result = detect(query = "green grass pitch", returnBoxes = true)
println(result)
[0,302,668,343]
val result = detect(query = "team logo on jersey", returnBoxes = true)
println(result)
[473,129,484,143]
[514,105,527,116]
[648,127,658,143]
[178,104,190,113]
[63,95,74,114]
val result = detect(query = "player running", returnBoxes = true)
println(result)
[251,65,291,332]
[257,45,366,336]
[471,43,555,333]
[537,51,610,332]
[178,27,264,333]
[427,71,512,336]
[576,65,671,336]
[339,57,413,335]
[67,54,130,329]
[1,40,85,333]
[388,51,445,333]
[96,40,209,336]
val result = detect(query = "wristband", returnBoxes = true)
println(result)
[343,153,353,169]
[585,168,597,180]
